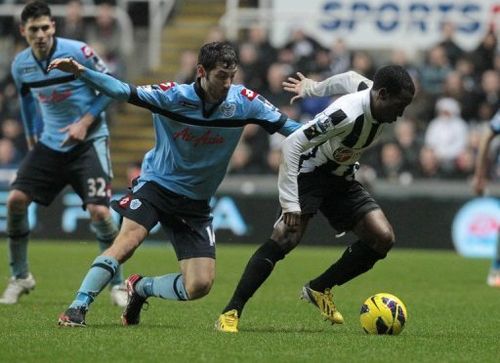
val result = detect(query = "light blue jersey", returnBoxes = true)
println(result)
[78,69,300,199]
[11,37,111,152]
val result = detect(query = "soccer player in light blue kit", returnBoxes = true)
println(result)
[0,1,127,306]
[472,110,500,287]
[51,41,301,327]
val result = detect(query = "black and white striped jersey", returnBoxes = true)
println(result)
[279,72,383,213]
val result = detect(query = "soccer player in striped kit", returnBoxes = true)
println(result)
[217,66,415,332]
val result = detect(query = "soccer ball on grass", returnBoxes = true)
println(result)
[359,293,407,335]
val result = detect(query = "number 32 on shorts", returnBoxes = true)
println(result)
[87,177,107,197]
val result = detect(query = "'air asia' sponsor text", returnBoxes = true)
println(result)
[173,127,224,146]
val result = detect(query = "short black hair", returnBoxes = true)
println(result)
[373,65,415,96]
[198,42,238,72]
[21,1,51,24]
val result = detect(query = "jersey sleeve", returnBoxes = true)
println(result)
[73,43,113,118]
[128,82,177,111]
[242,89,289,134]
[11,59,41,139]
[303,71,373,97]
[75,43,109,74]
[490,110,500,135]
[278,108,351,213]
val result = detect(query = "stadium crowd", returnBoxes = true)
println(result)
[0,1,498,186]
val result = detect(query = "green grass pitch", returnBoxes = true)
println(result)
[0,241,499,362]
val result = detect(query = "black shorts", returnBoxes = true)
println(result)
[111,181,215,260]
[11,139,112,207]
[298,170,380,233]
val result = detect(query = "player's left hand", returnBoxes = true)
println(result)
[48,58,84,75]
[59,114,93,146]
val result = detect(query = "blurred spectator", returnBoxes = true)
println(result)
[283,28,325,72]
[1,117,26,156]
[351,50,375,79]
[378,142,409,182]
[442,71,479,121]
[328,38,351,75]
[394,116,423,172]
[238,42,267,92]
[419,45,452,96]
[59,0,87,41]
[403,74,435,128]
[229,125,270,174]
[476,69,500,113]
[260,62,293,108]
[389,49,419,78]
[437,22,464,67]
[174,50,197,84]
[424,97,468,173]
[0,138,20,168]
[246,24,277,69]
[455,55,478,92]
[86,2,123,76]
[470,29,497,74]
[416,146,442,179]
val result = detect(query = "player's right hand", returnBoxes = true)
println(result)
[48,58,85,76]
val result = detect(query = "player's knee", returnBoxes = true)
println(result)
[271,226,301,255]
[374,227,395,254]
[87,204,111,221]
[184,277,213,300]
[7,190,30,212]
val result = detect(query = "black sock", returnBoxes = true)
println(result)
[309,240,386,291]
[223,239,285,316]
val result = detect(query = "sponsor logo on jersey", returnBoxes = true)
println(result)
[332,146,359,163]
[130,199,142,210]
[118,196,131,208]
[38,89,72,103]
[81,45,95,58]
[173,127,224,146]
[317,116,332,132]
[240,88,258,101]
[220,102,236,117]
[303,124,322,140]
[21,66,38,74]
[159,82,175,91]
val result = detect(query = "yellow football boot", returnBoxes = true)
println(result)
[301,284,344,324]
[215,309,239,333]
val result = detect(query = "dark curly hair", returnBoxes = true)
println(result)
[373,65,415,96]
[198,42,238,72]
[21,1,51,24]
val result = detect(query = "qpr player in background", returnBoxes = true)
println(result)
[216,66,415,332]
[0,1,127,306]
[49,41,301,327]
[472,110,500,287]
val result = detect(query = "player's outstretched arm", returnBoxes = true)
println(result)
[283,71,372,102]
[49,58,130,101]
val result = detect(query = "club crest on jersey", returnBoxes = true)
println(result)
[130,199,142,210]
[241,88,258,101]
[332,147,358,163]
[220,102,236,117]
[81,45,94,58]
